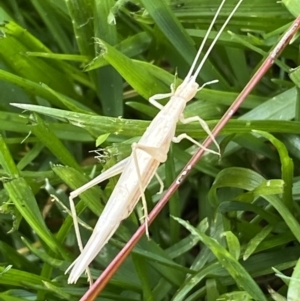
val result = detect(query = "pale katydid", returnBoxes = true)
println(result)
[66,0,243,284]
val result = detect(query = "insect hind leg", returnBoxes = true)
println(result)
[67,158,128,285]
[68,194,94,286]
[131,142,167,237]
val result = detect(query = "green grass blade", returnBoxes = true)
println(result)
[173,216,267,301]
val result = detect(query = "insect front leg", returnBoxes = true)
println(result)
[149,83,176,110]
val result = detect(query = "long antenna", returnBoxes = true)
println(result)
[184,0,228,83]
[192,0,243,80]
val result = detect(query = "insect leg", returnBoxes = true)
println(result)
[179,114,220,155]
[149,84,176,110]
[131,143,168,237]
[173,132,220,156]
[68,157,129,285]
[155,172,164,194]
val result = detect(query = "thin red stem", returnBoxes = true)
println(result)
[80,16,300,301]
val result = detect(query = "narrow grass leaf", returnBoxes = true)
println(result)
[11,103,150,137]
[165,146,180,244]
[41,84,93,113]
[222,231,240,260]
[91,39,169,100]
[11,104,300,141]
[0,293,32,301]
[218,291,254,301]
[140,0,227,88]
[17,143,44,171]
[287,257,300,301]
[27,113,81,169]
[173,216,267,301]
[240,88,296,121]
[209,167,266,208]
[0,241,40,274]
[0,22,78,98]
[289,66,300,89]
[4,177,66,255]
[133,247,192,275]
[43,281,73,299]
[0,69,86,110]
[282,0,300,16]
[132,253,154,301]
[88,32,152,70]
[235,179,285,203]
[26,52,89,63]
[96,133,110,147]
[65,0,94,57]
[0,135,20,177]
[217,201,280,225]
[0,266,54,291]
[166,234,200,259]
[94,0,123,116]
[253,130,294,211]
[65,0,101,100]
[140,0,194,62]
[20,237,88,277]
[30,0,72,53]
[243,225,274,260]
[209,167,300,243]
[225,47,249,88]
[268,287,287,301]
[206,278,219,301]
[173,262,221,301]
